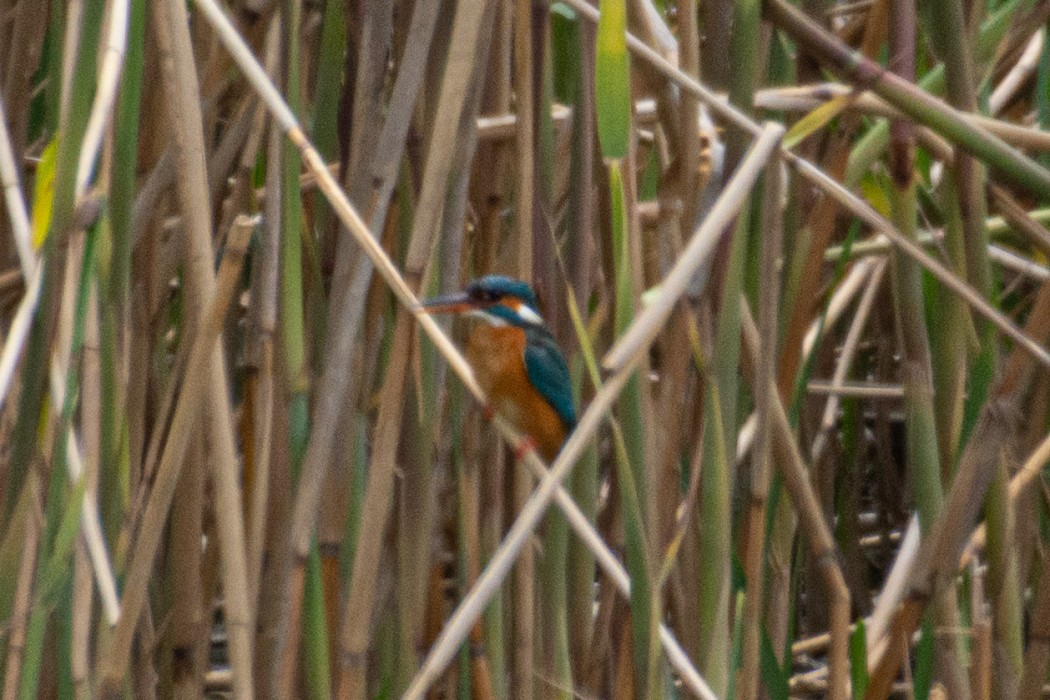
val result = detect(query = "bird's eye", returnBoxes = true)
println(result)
[475,289,499,303]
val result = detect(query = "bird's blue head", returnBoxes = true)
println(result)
[420,275,545,329]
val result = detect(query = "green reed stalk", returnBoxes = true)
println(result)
[923,0,1024,687]
[696,214,747,697]
[595,0,660,692]
[696,5,762,680]
[535,29,573,698]
[609,160,660,699]
[279,1,328,694]
[309,0,346,238]
[107,0,146,310]
[20,215,98,698]
[886,11,968,685]
[8,2,101,689]
[99,0,147,547]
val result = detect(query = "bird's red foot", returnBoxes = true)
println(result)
[481,404,495,422]
[513,437,538,462]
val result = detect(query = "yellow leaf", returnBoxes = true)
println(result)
[31,139,58,249]
[859,173,892,218]
[595,0,630,160]
[783,94,855,150]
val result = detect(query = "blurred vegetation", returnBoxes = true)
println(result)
[1,0,1050,698]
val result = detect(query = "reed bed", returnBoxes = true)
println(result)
[0,0,1049,698]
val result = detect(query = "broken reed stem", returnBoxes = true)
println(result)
[754,84,1050,152]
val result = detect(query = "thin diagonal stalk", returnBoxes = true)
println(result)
[810,260,888,464]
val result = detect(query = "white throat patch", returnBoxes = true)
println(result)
[513,302,544,326]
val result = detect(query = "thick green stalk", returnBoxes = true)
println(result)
[695,0,762,663]
[280,1,307,408]
[887,64,969,698]
[534,22,573,698]
[567,375,598,681]
[595,0,659,690]
[107,0,147,309]
[928,172,970,482]
[726,0,761,168]
[280,1,327,693]
[608,161,659,699]
[984,461,1024,692]
[100,0,147,547]
[303,546,332,700]
[695,379,733,694]
[309,0,346,240]
[56,576,74,698]
[541,500,573,700]
[922,4,1022,690]
[696,213,748,696]
[920,0,991,474]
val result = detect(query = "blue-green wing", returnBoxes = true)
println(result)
[523,330,577,429]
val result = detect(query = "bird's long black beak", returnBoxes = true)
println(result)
[418,290,474,315]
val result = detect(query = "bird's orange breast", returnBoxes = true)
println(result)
[467,326,568,461]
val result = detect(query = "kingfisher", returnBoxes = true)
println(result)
[420,275,576,462]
